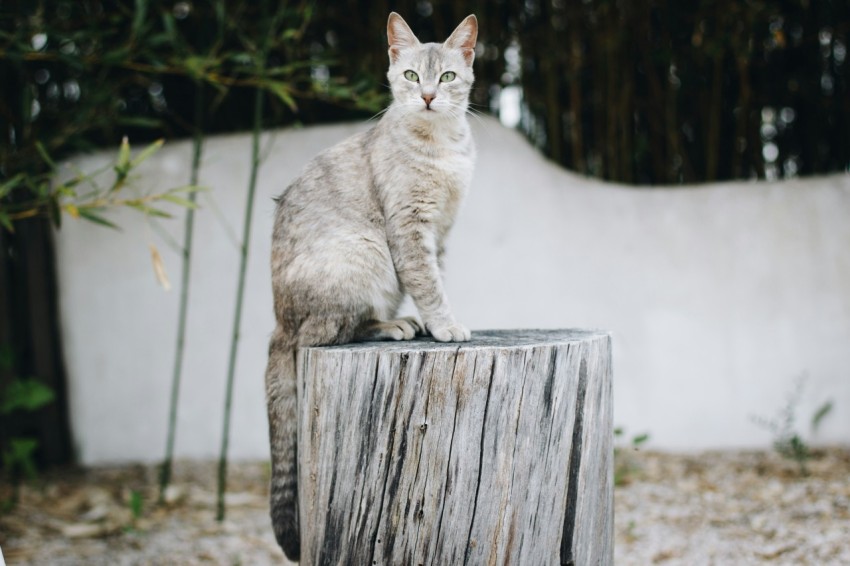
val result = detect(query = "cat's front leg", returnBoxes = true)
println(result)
[386,214,470,342]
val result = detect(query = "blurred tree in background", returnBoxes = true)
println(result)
[4,1,847,193]
[311,0,849,184]
[1,0,848,468]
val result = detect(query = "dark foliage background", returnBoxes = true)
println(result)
[4,1,848,187]
[313,0,850,184]
[0,0,848,470]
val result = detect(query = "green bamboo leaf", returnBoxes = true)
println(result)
[102,46,132,65]
[49,196,62,228]
[161,12,176,41]
[0,173,25,198]
[167,185,206,194]
[35,142,56,169]
[267,82,298,111]
[130,139,164,168]
[265,60,315,77]
[302,4,314,24]
[158,194,198,209]
[56,178,82,193]
[214,0,225,27]
[132,0,148,37]
[811,400,834,432]
[78,208,120,229]
[183,56,218,80]
[117,116,163,129]
[128,203,172,218]
[632,433,650,447]
[117,136,131,171]
[0,211,14,233]
[0,345,12,369]
[147,32,173,48]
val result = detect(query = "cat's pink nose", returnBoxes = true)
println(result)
[422,93,436,108]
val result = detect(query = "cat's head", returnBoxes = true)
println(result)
[386,12,477,119]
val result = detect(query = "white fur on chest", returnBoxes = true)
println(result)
[373,119,475,232]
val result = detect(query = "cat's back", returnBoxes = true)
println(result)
[279,128,374,204]
[273,128,383,232]
[271,125,399,307]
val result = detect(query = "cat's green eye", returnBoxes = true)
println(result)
[404,70,419,82]
[440,71,456,83]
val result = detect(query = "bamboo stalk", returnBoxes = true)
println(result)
[617,46,635,185]
[732,43,752,178]
[159,81,205,503]
[216,0,270,522]
[568,19,585,174]
[605,5,619,182]
[541,2,563,164]
[705,50,725,181]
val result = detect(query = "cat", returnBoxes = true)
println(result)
[264,12,478,561]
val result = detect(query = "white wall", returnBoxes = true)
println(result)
[54,118,850,464]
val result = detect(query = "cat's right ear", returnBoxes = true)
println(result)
[387,12,420,63]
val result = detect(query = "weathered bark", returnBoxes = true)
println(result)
[297,329,613,565]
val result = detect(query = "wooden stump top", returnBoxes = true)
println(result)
[304,328,610,353]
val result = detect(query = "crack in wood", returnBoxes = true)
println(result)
[353,357,383,547]
[542,345,564,469]
[560,356,589,566]
[463,355,496,566]
[409,354,431,557]
[368,356,399,561]
[432,347,464,555]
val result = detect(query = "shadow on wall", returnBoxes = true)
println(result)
[54,117,850,464]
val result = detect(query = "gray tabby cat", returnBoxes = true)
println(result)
[265,12,477,560]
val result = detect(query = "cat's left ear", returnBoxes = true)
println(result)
[445,15,478,66]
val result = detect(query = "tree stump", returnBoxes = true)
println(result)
[297,329,612,565]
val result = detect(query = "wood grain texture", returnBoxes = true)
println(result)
[296,329,612,565]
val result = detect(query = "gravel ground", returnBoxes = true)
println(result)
[1,449,848,565]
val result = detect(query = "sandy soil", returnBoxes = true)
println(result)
[1,449,848,565]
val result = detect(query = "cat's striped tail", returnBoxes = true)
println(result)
[265,328,300,561]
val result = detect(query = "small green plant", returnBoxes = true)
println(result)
[613,427,650,486]
[120,488,145,533]
[811,400,834,433]
[752,376,835,476]
[129,489,143,521]
[0,346,56,510]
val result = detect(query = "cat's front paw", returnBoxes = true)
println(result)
[426,320,471,342]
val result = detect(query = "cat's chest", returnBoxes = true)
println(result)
[371,124,474,225]
[388,137,474,190]
[419,148,473,191]
[384,146,472,213]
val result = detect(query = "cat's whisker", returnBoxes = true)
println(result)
[441,101,487,129]
[465,107,488,123]
[365,107,392,123]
